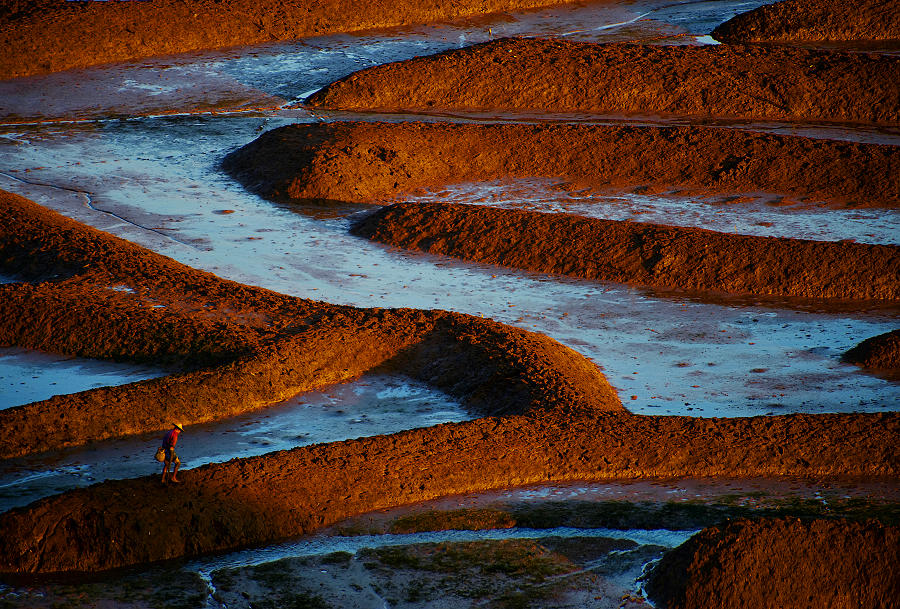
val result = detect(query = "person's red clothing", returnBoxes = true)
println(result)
[162,428,180,449]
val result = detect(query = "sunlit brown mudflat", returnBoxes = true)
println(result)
[307,37,900,125]
[712,0,900,43]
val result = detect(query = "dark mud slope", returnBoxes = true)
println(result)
[1,412,898,574]
[307,38,900,125]
[647,518,900,609]
[353,202,900,301]
[713,0,900,43]
[223,122,900,208]
[0,189,621,458]
[844,329,900,370]
[0,0,570,79]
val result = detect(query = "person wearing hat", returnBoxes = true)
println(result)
[160,423,184,484]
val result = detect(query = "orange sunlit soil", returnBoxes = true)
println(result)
[307,37,900,125]
[0,188,898,576]
[223,121,900,209]
[712,0,900,43]
[0,0,573,79]
[352,201,899,301]
[646,517,900,608]
[1,0,898,604]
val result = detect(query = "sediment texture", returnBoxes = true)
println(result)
[844,329,900,370]
[1,412,898,574]
[0,188,620,459]
[712,0,900,43]
[646,518,900,609]
[0,0,570,79]
[307,38,900,125]
[2,190,899,575]
[222,122,900,208]
[351,202,900,301]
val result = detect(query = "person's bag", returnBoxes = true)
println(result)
[154,446,166,462]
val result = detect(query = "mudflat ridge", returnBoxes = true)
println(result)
[713,0,900,43]
[2,411,898,574]
[222,122,900,208]
[0,0,570,79]
[844,329,900,370]
[352,202,900,301]
[307,37,900,125]
[0,189,620,459]
[647,517,900,609]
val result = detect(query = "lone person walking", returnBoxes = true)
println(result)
[161,423,184,484]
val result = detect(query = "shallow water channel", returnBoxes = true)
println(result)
[0,0,897,605]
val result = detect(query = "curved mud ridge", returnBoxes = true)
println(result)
[844,329,900,370]
[223,122,900,208]
[0,189,620,459]
[647,517,900,609]
[307,37,900,125]
[352,202,900,301]
[712,0,900,44]
[2,412,898,574]
[0,0,571,79]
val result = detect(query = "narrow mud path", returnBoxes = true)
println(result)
[1,410,897,574]
[307,38,900,125]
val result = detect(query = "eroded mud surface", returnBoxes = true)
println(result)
[308,38,900,124]
[844,329,900,371]
[712,0,900,43]
[353,201,900,300]
[224,121,900,208]
[0,0,581,79]
[0,0,897,602]
[646,517,900,608]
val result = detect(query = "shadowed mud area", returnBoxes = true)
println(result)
[712,0,900,43]
[352,201,900,300]
[844,329,900,372]
[223,121,900,208]
[307,38,900,124]
[2,479,898,607]
[0,0,577,79]
[646,517,900,608]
